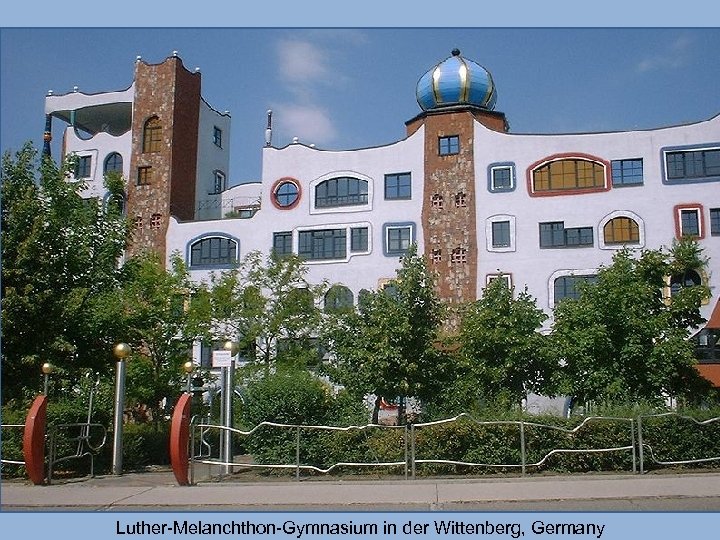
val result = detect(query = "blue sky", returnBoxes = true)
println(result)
[2,28,720,184]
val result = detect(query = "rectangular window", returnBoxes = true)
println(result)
[137,166,152,186]
[386,226,412,254]
[350,227,368,252]
[666,148,720,180]
[298,229,346,261]
[540,222,593,248]
[680,209,700,236]
[554,275,597,303]
[439,135,460,156]
[491,166,513,190]
[75,155,92,178]
[213,126,223,148]
[711,208,720,236]
[491,221,511,248]
[384,172,412,200]
[611,158,644,186]
[212,171,226,194]
[273,231,293,256]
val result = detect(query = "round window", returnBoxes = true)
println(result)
[272,178,301,209]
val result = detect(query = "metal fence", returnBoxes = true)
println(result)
[46,422,108,483]
[189,412,720,483]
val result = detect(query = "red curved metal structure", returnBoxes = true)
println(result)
[169,393,192,486]
[23,395,48,485]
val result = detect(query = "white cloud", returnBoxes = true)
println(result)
[277,39,330,84]
[272,103,337,146]
[636,36,693,73]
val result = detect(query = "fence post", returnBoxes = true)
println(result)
[630,418,637,474]
[411,423,416,480]
[520,421,526,476]
[190,422,195,486]
[637,415,644,474]
[295,426,301,481]
[404,425,409,480]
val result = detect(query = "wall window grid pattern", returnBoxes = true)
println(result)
[439,135,460,155]
[529,154,609,195]
[104,152,123,174]
[383,223,414,256]
[603,216,640,244]
[212,170,226,194]
[137,166,152,186]
[273,231,293,255]
[384,172,411,200]
[611,158,644,186]
[711,207,720,236]
[540,221,594,248]
[298,228,347,261]
[350,227,369,252]
[189,235,239,267]
[674,204,704,239]
[315,176,369,208]
[554,274,598,304]
[213,126,223,148]
[663,144,720,184]
[488,162,516,192]
[486,214,516,252]
[75,155,92,178]
[142,116,163,153]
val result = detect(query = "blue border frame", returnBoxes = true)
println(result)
[660,142,720,185]
[487,162,516,193]
[382,221,416,257]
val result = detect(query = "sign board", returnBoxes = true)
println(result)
[212,350,233,368]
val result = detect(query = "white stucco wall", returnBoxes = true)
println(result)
[194,101,231,220]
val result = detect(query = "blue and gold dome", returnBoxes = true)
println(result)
[416,49,497,111]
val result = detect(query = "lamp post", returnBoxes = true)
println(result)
[222,340,238,474]
[112,342,131,475]
[41,362,53,396]
[183,361,194,394]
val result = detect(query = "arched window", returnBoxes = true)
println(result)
[532,158,606,193]
[315,177,368,208]
[603,217,640,244]
[104,152,123,174]
[189,236,238,267]
[143,116,163,153]
[324,285,354,313]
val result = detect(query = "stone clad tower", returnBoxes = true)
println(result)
[406,49,508,307]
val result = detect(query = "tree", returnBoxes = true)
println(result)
[323,244,451,423]
[110,252,197,425]
[459,278,555,408]
[550,240,712,406]
[1,144,129,403]
[195,250,325,372]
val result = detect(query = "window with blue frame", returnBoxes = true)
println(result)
[384,172,411,200]
[490,166,513,191]
[611,158,643,186]
[439,135,460,156]
[385,225,412,255]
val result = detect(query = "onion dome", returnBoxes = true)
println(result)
[416,49,497,111]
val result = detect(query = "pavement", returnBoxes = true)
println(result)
[3,470,720,511]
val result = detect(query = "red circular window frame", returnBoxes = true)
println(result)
[271,177,302,210]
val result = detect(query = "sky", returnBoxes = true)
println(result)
[2,28,720,185]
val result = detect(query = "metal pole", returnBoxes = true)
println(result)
[295,426,301,481]
[112,359,126,475]
[631,419,637,474]
[637,415,645,474]
[520,421,526,476]
[222,360,234,475]
[404,425,409,480]
[411,424,416,480]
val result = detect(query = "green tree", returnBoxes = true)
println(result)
[111,252,197,425]
[323,244,450,423]
[1,144,129,403]
[459,278,554,408]
[551,240,711,405]
[195,250,325,372]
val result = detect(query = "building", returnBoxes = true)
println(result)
[44,50,720,385]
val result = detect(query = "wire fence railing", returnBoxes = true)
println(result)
[189,412,720,483]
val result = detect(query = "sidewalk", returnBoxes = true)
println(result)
[3,471,720,511]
